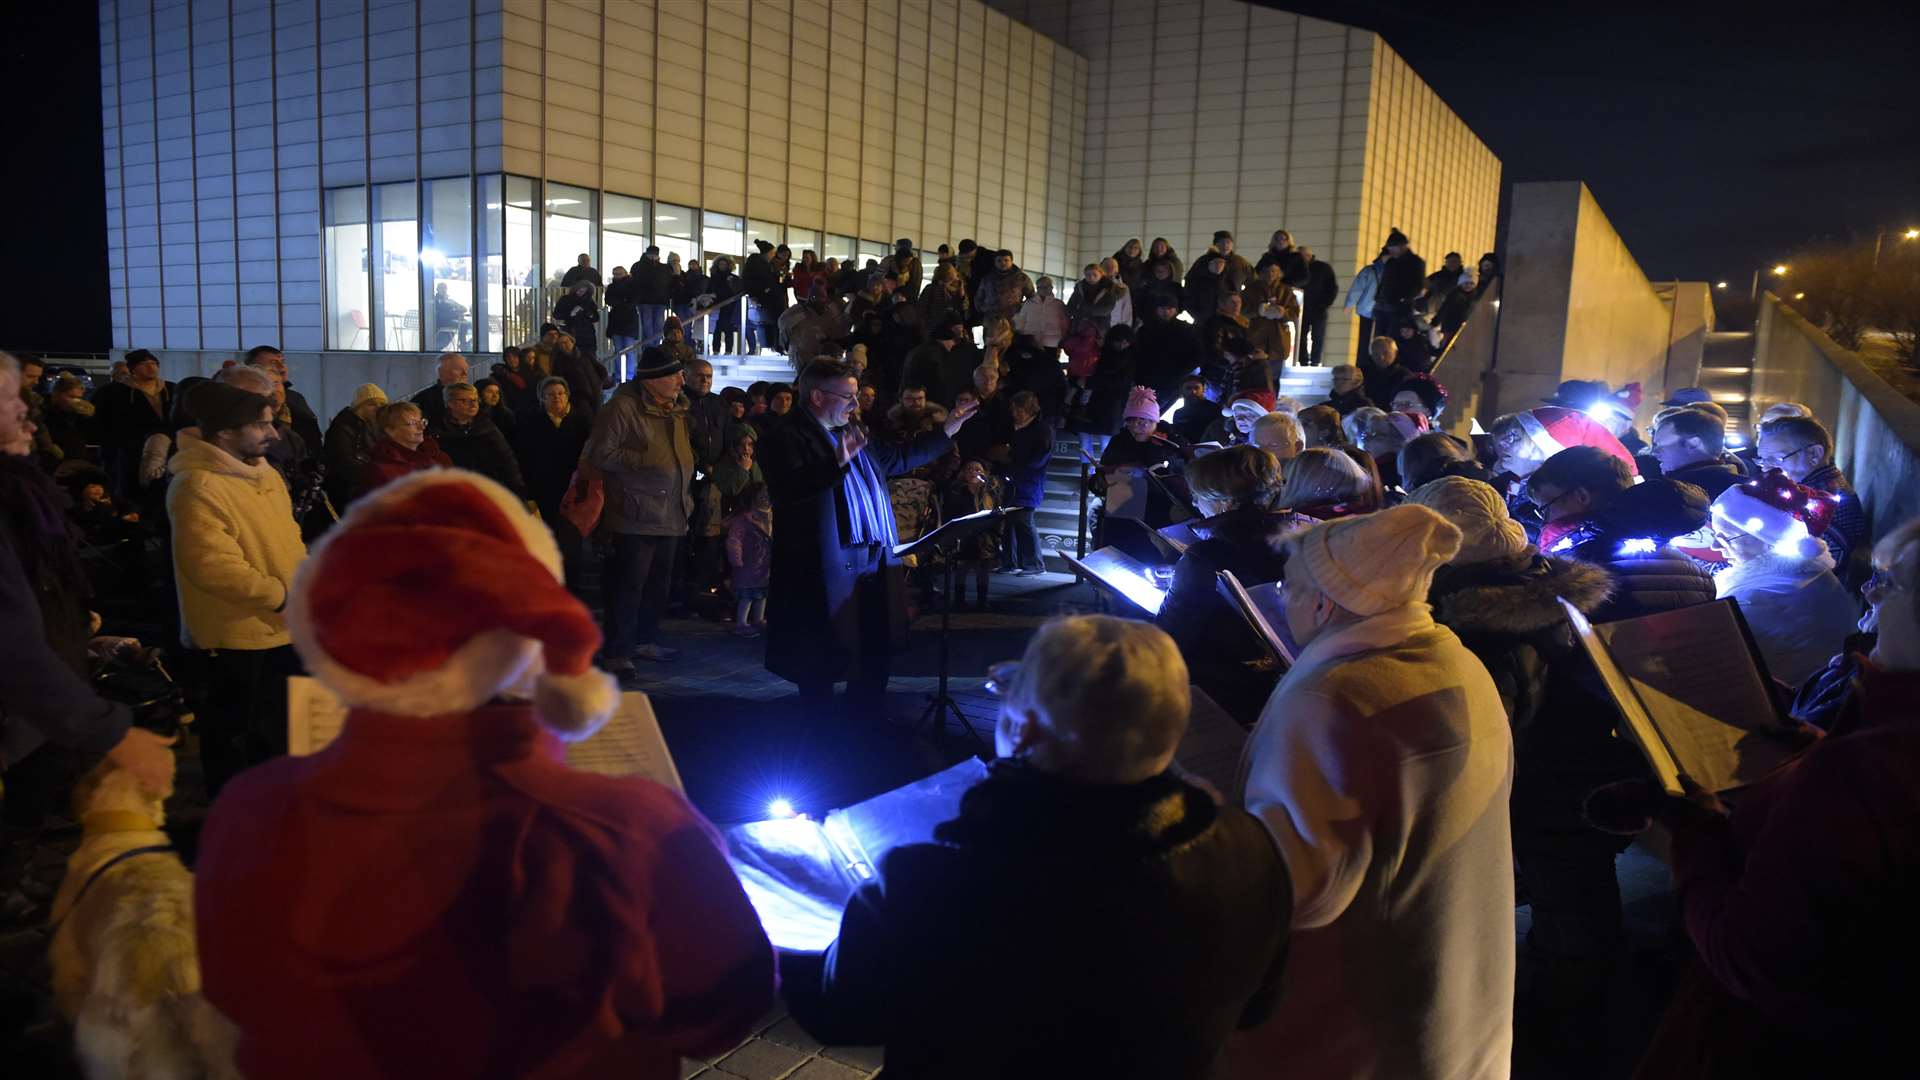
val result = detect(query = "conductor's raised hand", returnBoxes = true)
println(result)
[943,397,980,437]
[836,423,870,468]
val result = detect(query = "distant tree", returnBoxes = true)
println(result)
[1786,238,1920,366]
[1869,242,1920,368]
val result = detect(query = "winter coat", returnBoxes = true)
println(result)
[492,363,539,419]
[0,459,131,765]
[94,379,175,457]
[710,457,764,518]
[1002,342,1068,420]
[1154,506,1295,723]
[673,266,707,308]
[1663,457,1743,501]
[1145,249,1185,285]
[1231,603,1514,1080]
[560,263,602,291]
[1324,387,1371,416]
[973,267,1036,323]
[1301,259,1339,315]
[1646,662,1920,1076]
[44,396,98,463]
[1134,319,1205,406]
[631,257,676,305]
[916,280,970,332]
[195,703,774,1080]
[584,383,693,536]
[878,402,946,445]
[322,407,379,507]
[550,347,607,420]
[1361,356,1407,410]
[1135,274,1183,318]
[1254,246,1307,285]
[1344,258,1384,318]
[603,274,640,337]
[790,265,830,303]
[725,509,772,590]
[1000,418,1054,508]
[1375,250,1428,308]
[434,414,528,499]
[1554,478,1718,622]
[516,408,592,512]
[782,761,1292,1080]
[553,291,600,345]
[361,435,453,497]
[757,408,950,683]
[1065,277,1123,329]
[1013,292,1069,347]
[165,428,308,650]
[1715,551,1861,686]
[1427,551,1615,738]
[282,387,324,457]
[1085,340,1138,436]
[1183,259,1228,322]
[1243,281,1299,363]
[942,477,1000,561]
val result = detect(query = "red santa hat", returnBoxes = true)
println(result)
[1514,406,1639,473]
[285,469,617,737]
[1710,468,1839,561]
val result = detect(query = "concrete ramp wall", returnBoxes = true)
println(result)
[1750,295,1920,539]
[1484,181,1690,432]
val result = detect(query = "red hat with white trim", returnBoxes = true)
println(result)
[285,469,617,737]
[1515,406,1639,473]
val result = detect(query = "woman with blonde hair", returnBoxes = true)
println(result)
[1278,446,1377,520]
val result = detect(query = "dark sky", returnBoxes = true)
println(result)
[3,2,1914,351]
[1263,0,1920,288]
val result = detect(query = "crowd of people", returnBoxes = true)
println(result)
[1,214,1912,1078]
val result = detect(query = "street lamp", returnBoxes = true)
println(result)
[1793,292,1805,300]
[1772,264,1789,276]
[1715,281,1728,289]
[1751,263,1790,302]
[1906,228,1919,241]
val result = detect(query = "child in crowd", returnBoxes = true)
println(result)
[725,482,773,636]
[943,460,1001,607]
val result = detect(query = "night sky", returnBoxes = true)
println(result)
[3,1,1914,352]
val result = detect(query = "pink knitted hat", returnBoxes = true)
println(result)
[1124,386,1162,423]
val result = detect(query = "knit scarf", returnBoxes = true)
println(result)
[837,427,898,548]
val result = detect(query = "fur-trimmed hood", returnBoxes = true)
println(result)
[1429,552,1614,636]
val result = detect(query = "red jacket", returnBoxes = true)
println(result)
[194,704,774,1080]
[360,435,453,497]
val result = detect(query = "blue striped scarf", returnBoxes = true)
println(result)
[839,429,899,548]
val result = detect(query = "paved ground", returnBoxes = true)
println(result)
[3,567,1686,1078]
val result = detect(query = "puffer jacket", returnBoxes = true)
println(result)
[1553,478,1718,621]
[322,407,379,507]
[585,381,693,535]
[165,428,308,650]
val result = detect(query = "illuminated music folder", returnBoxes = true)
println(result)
[1062,546,1169,616]
[1216,570,1296,673]
[1559,598,1805,796]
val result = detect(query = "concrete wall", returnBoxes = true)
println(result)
[986,0,1500,368]
[142,347,443,424]
[500,0,1087,280]
[1656,280,1716,395]
[1487,181,1670,426]
[1750,294,1920,539]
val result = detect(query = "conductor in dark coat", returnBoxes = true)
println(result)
[760,359,978,719]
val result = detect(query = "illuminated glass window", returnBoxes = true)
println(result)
[323,186,369,350]
[603,192,651,276]
[372,182,419,351]
[422,177,473,353]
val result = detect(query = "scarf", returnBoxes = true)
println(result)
[836,427,898,548]
[0,453,83,584]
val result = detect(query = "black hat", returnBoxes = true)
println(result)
[632,345,683,380]
[1213,229,1233,243]
[1387,228,1409,247]
[1542,379,1612,409]
[187,379,272,435]
[1661,387,1714,407]
[126,348,158,366]
[753,239,774,254]
[895,237,913,248]
[644,244,660,256]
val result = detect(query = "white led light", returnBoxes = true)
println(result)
[1747,517,1766,532]
[1618,538,1658,555]
[767,798,795,819]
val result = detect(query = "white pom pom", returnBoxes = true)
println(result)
[534,667,619,741]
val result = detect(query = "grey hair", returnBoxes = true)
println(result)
[1002,615,1190,785]
[441,381,477,405]
[537,375,570,398]
[214,364,276,395]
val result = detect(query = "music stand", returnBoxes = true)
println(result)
[893,506,1024,742]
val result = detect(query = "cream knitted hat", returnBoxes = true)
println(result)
[1407,476,1530,565]
[1291,504,1462,615]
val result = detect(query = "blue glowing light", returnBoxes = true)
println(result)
[1618,537,1658,555]
[767,798,796,820]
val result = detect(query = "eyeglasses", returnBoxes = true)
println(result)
[817,388,857,402]
[1865,567,1908,596]
[1529,487,1578,515]
[1754,444,1814,468]
[985,660,1021,696]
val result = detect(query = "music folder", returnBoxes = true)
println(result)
[1216,570,1295,673]
[1062,546,1169,616]
[892,506,1018,561]
[1559,598,1807,796]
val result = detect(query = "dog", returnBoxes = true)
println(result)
[48,756,238,1079]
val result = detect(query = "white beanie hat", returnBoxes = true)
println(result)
[1290,504,1463,615]
[1408,476,1530,565]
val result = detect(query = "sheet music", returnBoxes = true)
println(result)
[286,677,683,793]
[1177,684,1249,795]
[1561,600,1801,795]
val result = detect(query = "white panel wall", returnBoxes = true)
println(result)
[100,0,502,353]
